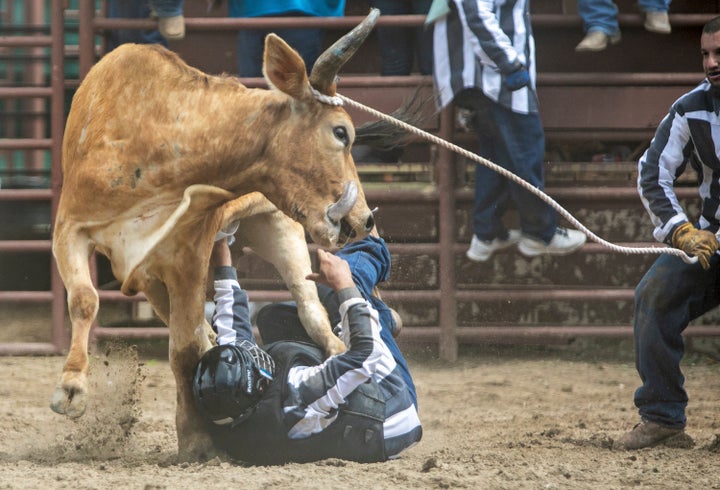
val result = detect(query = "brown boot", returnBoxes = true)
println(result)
[613,419,684,450]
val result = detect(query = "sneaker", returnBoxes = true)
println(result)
[644,11,671,34]
[466,230,521,262]
[613,419,684,450]
[575,30,621,52]
[517,227,586,257]
[158,15,185,41]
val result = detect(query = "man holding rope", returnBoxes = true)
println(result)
[615,15,720,450]
[430,0,586,262]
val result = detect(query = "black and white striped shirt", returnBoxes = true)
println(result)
[212,269,422,459]
[638,80,720,243]
[432,0,539,114]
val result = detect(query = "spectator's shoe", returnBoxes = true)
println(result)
[613,419,685,450]
[575,30,621,52]
[389,308,403,338]
[159,15,185,40]
[466,230,521,262]
[517,227,586,257]
[644,11,671,34]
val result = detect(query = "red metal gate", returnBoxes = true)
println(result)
[2,2,719,360]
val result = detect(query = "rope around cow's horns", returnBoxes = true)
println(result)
[337,93,698,265]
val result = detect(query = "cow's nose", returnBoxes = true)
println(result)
[364,214,375,233]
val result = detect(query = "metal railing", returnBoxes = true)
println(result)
[1,3,719,360]
[0,0,66,354]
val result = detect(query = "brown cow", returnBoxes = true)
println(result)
[50,10,379,460]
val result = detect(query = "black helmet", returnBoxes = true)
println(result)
[192,341,275,426]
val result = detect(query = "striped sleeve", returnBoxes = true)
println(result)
[637,86,709,243]
[433,0,537,114]
[284,287,399,438]
[211,266,254,344]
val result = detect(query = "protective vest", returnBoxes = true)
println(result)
[210,341,387,465]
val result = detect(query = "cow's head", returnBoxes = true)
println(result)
[255,9,379,248]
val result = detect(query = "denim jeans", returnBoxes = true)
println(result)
[632,252,720,428]
[455,89,556,243]
[149,0,183,18]
[236,21,323,77]
[578,0,672,35]
[256,237,418,407]
[106,0,167,51]
[370,0,434,75]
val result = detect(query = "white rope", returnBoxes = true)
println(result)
[337,92,697,264]
[311,87,344,106]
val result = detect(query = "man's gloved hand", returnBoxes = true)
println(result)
[504,64,530,91]
[671,222,719,269]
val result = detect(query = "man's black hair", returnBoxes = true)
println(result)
[703,15,720,34]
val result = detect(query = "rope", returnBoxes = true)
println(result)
[337,93,697,265]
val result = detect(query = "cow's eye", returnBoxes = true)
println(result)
[333,126,349,146]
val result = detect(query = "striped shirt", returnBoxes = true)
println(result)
[637,80,720,243]
[433,0,538,115]
[211,270,422,459]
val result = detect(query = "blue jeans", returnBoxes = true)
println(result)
[236,20,324,77]
[149,0,183,18]
[578,0,672,35]
[106,0,167,51]
[256,237,418,407]
[455,89,556,243]
[633,252,720,428]
[370,0,434,75]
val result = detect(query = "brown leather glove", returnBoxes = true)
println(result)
[671,222,719,269]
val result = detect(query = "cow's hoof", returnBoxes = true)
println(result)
[177,433,218,463]
[49,383,88,418]
[325,336,347,357]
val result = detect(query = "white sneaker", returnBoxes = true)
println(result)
[644,11,671,34]
[466,230,521,262]
[517,227,586,257]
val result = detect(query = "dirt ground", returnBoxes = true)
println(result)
[0,339,719,490]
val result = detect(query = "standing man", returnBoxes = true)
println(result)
[615,16,720,450]
[431,0,586,262]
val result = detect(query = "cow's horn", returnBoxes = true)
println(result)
[309,8,380,94]
[327,181,359,223]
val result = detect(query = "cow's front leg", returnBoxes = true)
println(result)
[164,266,217,461]
[50,228,97,418]
[235,208,346,357]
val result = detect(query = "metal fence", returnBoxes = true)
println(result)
[1,2,719,360]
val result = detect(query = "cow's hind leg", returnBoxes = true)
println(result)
[50,226,97,418]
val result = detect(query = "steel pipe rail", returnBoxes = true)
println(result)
[4,4,719,358]
[0,240,52,252]
[0,138,52,150]
[0,87,53,98]
[0,35,52,47]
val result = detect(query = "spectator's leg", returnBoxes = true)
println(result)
[149,0,185,40]
[577,0,620,35]
[370,0,413,75]
[105,0,167,51]
[455,90,514,241]
[488,103,557,242]
[575,0,621,51]
[237,29,267,77]
[413,0,434,75]
[276,26,324,75]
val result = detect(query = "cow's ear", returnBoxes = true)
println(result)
[263,34,312,101]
